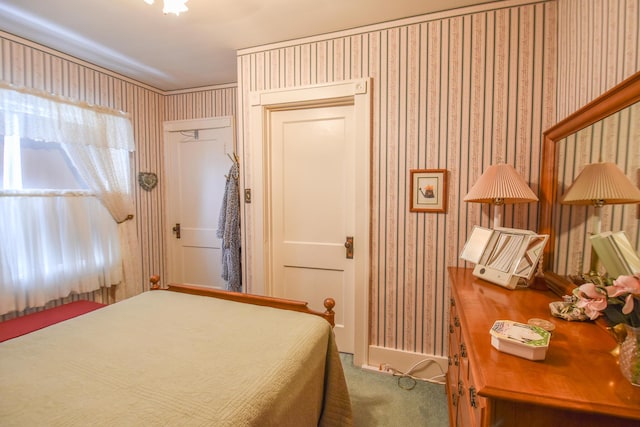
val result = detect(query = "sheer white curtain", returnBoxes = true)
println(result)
[0,83,141,313]
[61,142,141,301]
[0,192,122,314]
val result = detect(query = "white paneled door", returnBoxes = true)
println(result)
[250,80,371,363]
[269,105,356,353]
[164,117,234,289]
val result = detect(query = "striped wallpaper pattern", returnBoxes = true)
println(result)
[0,32,237,304]
[1,0,637,359]
[553,0,640,276]
[237,0,557,356]
[557,0,640,120]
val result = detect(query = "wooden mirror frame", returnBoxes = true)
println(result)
[538,71,640,296]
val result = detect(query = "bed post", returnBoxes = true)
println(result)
[149,275,161,290]
[323,298,336,327]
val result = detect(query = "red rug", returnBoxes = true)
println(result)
[0,300,106,342]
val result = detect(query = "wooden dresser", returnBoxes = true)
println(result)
[446,267,640,427]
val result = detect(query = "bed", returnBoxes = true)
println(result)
[0,282,353,426]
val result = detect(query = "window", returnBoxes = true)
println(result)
[0,84,138,315]
[1,135,88,190]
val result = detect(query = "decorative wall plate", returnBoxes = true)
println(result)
[138,172,158,191]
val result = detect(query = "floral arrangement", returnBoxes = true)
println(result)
[573,273,640,328]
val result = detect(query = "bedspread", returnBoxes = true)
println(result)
[0,290,352,426]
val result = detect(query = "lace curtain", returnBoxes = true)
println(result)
[0,83,141,313]
[0,84,133,151]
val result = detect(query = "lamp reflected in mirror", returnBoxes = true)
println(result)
[560,162,640,276]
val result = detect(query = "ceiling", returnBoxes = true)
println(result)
[0,0,495,91]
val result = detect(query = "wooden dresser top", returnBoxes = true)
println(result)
[448,267,640,421]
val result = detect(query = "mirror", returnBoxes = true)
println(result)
[539,71,640,296]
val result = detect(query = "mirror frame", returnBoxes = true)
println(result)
[538,71,640,296]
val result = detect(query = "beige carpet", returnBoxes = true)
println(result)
[340,353,449,427]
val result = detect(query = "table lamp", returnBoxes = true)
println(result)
[560,162,640,275]
[464,163,539,228]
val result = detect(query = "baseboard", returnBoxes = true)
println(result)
[365,345,448,382]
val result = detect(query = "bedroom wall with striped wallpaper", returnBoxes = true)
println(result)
[165,86,237,121]
[236,0,557,356]
[557,0,639,120]
[0,31,237,303]
[553,0,640,277]
[2,0,636,359]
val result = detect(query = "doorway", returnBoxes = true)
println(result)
[163,116,235,289]
[248,80,371,365]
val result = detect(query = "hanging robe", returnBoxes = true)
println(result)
[217,162,241,292]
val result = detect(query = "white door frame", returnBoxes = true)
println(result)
[162,116,234,285]
[248,79,371,367]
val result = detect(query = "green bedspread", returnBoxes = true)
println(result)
[0,290,353,426]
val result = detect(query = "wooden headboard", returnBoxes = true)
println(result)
[149,275,336,327]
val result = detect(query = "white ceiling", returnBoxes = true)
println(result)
[0,0,495,91]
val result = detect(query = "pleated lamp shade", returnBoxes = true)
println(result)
[560,162,640,275]
[464,163,538,228]
[560,162,640,205]
[464,163,539,205]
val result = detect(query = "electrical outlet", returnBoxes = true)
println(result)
[362,364,394,375]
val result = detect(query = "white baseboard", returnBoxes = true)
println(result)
[364,345,448,382]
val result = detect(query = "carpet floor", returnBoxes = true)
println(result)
[340,353,449,427]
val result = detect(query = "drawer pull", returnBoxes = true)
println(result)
[449,324,454,334]
[469,386,478,408]
[460,343,467,358]
[454,316,460,327]
[458,380,464,395]
[453,354,459,366]
[450,297,456,307]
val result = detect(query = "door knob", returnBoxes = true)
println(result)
[172,223,181,239]
[345,236,354,259]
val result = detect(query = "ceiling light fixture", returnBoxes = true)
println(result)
[144,0,189,16]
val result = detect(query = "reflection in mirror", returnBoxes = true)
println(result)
[515,236,547,277]
[487,233,525,273]
[539,71,640,296]
[552,102,639,277]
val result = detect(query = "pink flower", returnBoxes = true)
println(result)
[608,274,640,315]
[574,282,608,320]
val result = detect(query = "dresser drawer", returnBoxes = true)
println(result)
[449,295,485,426]
[457,364,485,427]
[446,297,461,425]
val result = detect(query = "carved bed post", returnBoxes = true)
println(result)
[149,275,161,290]
[323,298,336,328]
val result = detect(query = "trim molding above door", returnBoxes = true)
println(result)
[248,79,371,367]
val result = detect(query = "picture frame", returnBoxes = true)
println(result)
[409,169,448,213]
